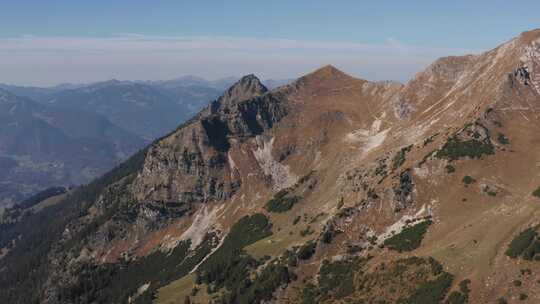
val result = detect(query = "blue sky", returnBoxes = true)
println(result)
[1,1,539,86]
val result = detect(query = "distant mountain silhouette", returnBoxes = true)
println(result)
[0,88,144,204]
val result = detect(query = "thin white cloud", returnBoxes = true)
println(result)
[0,34,478,53]
[0,34,482,86]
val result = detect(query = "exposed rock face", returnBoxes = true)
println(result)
[5,29,540,304]
[131,75,289,205]
[217,74,268,106]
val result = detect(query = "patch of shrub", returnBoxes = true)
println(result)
[446,164,456,174]
[522,239,540,261]
[447,291,467,304]
[309,212,326,224]
[384,220,433,252]
[297,241,317,260]
[197,214,272,292]
[300,226,314,237]
[482,185,497,196]
[281,249,298,267]
[300,256,453,304]
[435,137,494,161]
[423,133,439,146]
[497,133,509,145]
[532,187,540,198]
[297,171,315,185]
[404,272,454,304]
[320,224,341,244]
[374,158,388,177]
[393,169,414,211]
[298,256,371,303]
[59,234,216,304]
[447,279,470,304]
[392,145,412,170]
[224,213,273,247]
[368,188,379,199]
[318,258,363,299]
[299,282,318,304]
[226,262,294,304]
[321,229,333,244]
[520,268,532,275]
[505,227,538,259]
[462,176,476,185]
[486,190,497,196]
[265,190,301,213]
[347,244,363,254]
[459,279,471,294]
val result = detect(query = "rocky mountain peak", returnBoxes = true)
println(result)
[312,64,345,74]
[301,64,354,82]
[518,28,540,45]
[218,74,268,106]
[292,65,363,94]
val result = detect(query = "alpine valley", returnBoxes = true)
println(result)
[3,29,540,304]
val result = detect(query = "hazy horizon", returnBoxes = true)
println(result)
[0,32,487,86]
[1,1,539,86]
[0,73,295,88]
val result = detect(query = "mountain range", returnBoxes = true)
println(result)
[0,88,143,205]
[2,29,540,304]
[0,77,291,206]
